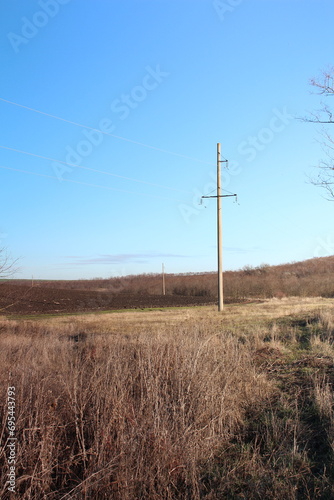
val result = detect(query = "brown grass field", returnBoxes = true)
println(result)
[1,294,334,499]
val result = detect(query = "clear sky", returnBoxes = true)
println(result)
[1,0,334,279]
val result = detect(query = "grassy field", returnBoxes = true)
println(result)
[1,298,334,499]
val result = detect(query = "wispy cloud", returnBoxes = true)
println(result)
[63,253,189,266]
[224,246,263,254]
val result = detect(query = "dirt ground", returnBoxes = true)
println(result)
[0,283,217,316]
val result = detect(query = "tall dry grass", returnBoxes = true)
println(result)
[0,313,272,499]
[1,300,334,498]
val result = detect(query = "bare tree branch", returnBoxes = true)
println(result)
[0,248,19,281]
[303,68,334,199]
[310,67,334,95]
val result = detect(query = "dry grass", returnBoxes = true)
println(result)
[1,298,334,498]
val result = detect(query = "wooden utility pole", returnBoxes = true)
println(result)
[217,143,223,311]
[202,144,237,312]
[162,263,166,295]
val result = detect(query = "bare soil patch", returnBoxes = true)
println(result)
[0,283,217,316]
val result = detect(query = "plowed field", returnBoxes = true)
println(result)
[0,284,216,316]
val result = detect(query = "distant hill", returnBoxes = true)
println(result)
[6,255,334,301]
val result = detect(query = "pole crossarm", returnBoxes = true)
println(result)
[202,194,236,199]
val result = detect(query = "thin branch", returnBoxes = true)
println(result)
[305,68,334,199]
[0,249,19,281]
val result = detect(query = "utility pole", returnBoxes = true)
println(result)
[162,263,166,295]
[217,143,223,311]
[202,144,237,312]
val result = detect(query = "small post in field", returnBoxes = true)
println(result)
[162,263,166,295]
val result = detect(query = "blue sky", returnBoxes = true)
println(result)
[1,0,333,279]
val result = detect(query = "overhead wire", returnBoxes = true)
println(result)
[0,142,236,202]
[0,144,191,194]
[0,97,227,203]
[0,165,188,202]
[222,188,237,196]
[202,187,217,197]
[0,97,215,166]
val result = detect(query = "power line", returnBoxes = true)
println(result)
[0,144,236,206]
[222,188,237,196]
[202,187,217,197]
[0,165,187,202]
[0,97,214,167]
[0,144,191,194]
